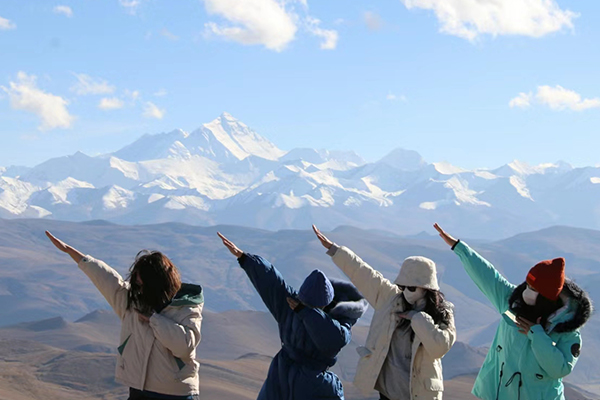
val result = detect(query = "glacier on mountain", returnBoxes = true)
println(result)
[2,112,600,239]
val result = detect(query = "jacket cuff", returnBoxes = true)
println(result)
[452,239,467,254]
[451,239,461,251]
[237,253,247,266]
[528,323,545,340]
[326,243,340,257]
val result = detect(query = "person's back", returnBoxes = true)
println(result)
[47,232,203,400]
[218,233,368,400]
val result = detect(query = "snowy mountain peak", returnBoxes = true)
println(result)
[377,148,427,171]
[433,161,467,175]
[494,159,573,177]
[202,113,285,161]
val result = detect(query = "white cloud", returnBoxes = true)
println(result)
[154,89,167,97]
[202,0,298,51]
[510,85,600,111]
[387,93,407,102]
[143,102,165,119]
[2,72,74,130]
[509,92,532,109]
[305,17,338,50]
[119,0,142,14]
[400,0,577,40]
[0,16,16,30]
[536,85,600,111]
[160,28,179,41]
[99,97,124,110]
[71,73,115,95]
[53,5,73,18]
[124,89,140,101]
[364,11,383,31]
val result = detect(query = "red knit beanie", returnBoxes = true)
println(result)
[526,258,565,301]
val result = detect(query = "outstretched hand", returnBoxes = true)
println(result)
[433,223,458,248]
[217,232,244,258]
[45,231,84,264]
[312,225,333,249]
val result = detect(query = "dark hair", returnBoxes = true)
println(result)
[127,250,181,314]
[399,288,453,341]
[509,282,563,327]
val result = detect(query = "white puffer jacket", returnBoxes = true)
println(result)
[78,255,203,396]
[329,246,456,400]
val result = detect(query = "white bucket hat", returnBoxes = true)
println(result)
[394,256,439,290]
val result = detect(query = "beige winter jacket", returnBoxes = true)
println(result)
[78,255,203,396]
[330,246,456,400]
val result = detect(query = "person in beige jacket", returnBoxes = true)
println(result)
[313,225,456,400]
[46,231,203,400]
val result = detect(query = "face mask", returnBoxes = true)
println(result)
[403,287,426,305]
[522,287,538,306]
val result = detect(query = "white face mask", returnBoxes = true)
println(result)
[523,287,538,306]
[403,287,426,305]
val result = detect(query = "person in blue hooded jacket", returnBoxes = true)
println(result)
[218,232,368,400]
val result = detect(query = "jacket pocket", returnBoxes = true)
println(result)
[423,377,444,391]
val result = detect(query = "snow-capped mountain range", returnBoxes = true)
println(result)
[2,112,600,239]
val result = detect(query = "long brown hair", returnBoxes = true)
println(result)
[399,289,453,341]
[127,250,181,314]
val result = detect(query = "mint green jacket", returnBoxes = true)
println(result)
[453,241,586,400]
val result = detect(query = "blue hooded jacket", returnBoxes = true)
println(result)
[238,253,368,400]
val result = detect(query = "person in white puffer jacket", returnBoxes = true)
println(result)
[313,225,456,400]
[46,231,203,400]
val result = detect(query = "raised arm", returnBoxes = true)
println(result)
[218,232,293,323]
[434,224,515,314]
[313,225,399,309]
[46,231,129,318]
[149,301,203,360]
[410,309,457,359]
[296,307,351,354]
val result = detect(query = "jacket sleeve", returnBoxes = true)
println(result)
[296,307,351,353]
[330,245,399,310]
[149,303,203,360]
[78,255,129,319]
[411,309,457,359]
[453,241,515,314]
[528,325,581,379]
[239,253,294,323]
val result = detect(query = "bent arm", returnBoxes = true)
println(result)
[149,305,203,360]
[239,253,294,323]
[297,307,351,353]
[78,256,129,319]
[411,310,457,359]
[453,241,515,314]
[529,326,581,379]
[329,245,399,309]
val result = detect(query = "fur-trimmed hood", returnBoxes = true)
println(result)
[510,278,592,333]
[551,279,593,333]
[324,279,369,327]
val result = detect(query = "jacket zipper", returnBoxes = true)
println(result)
[496,362,504,400]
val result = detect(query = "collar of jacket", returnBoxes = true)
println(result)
[155,283,204,313]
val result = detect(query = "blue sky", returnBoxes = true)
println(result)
[1,0,599,169]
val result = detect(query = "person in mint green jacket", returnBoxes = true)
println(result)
[433,224,592,400]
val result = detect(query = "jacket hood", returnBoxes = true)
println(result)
[551,279,593,333]
[169,283,204,307]
[509,279,592,333]
[324,279,368,326]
